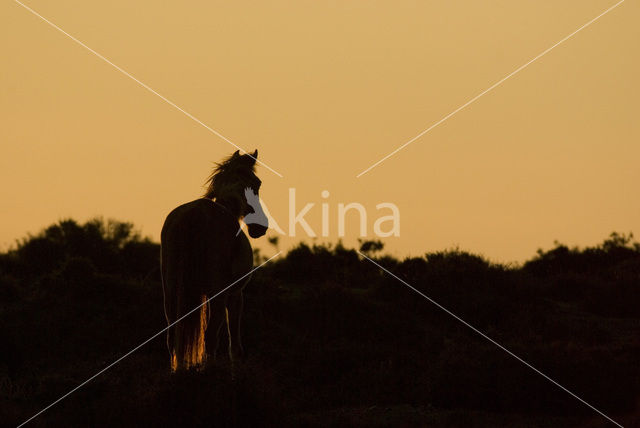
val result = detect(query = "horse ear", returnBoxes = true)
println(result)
[252,149,258,159]
[231,150,240,158]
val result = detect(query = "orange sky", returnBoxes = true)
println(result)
[1,0,638,263]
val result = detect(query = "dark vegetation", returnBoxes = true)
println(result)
[1,218,639,427]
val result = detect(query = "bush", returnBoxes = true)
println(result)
[1,222,639,427]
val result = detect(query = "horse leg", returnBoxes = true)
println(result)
[205,297,227,362]
[164,301,175,362]
[226,290,244,360]
[161,256,179,370]
[172,288,187,371]
[166,314,176,370]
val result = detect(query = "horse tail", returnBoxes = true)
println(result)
[167,223,210,372]
[172,289,208,372]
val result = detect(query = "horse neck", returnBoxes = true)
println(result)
[213,194,244,219]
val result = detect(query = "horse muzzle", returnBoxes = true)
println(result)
[248,223,268,238]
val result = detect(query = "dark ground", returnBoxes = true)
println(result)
[1,218,639,427]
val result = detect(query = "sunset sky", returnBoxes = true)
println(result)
[2,0,638,263]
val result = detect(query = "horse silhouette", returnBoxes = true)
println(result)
[161,150,267,371]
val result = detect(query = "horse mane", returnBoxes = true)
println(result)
[203,151,256,200]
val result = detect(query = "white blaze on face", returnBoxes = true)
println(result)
[242,187,268,228]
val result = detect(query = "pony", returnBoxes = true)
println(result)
[161,150,268,371]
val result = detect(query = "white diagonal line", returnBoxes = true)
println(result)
[357,251,624,428]
[17,251,282,428]
[14,0,284,178]
[356,0,624,178]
